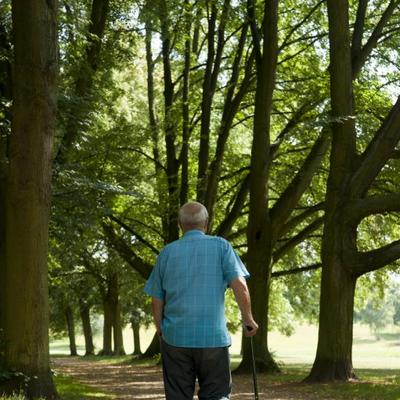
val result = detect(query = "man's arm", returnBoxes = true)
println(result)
[151,297,164,336]
[230,276,258,337]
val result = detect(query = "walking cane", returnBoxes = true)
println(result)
[246,326,259,400]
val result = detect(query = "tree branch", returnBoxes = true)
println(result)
[351,0,369,59]
[278,202,325,237]
[352,0,400,78]
[215,174,250,238]
[350,96,400,198]
[55,0,110,165]
[102,222,153,280]
[278,0,325,53]
[273,217,324,262]
[271,262,321,278]
[270,131,329,232]
[108,215,159,255]
[344,193,400,223]
[351,239,400,277]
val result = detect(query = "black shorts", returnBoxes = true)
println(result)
[160,339,231,400]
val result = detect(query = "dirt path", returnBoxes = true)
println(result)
[52,357,325,400]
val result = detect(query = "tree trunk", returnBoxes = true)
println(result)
[132,322,142,356]
[101,297,113,355]
[1,0,59,398]
[79,300,95,356]
[0,20,12,365]
[237,0,280,374]
[143,332,160,357]
[109,273,125,355]
[306,0,357,382]
[65,306,78,356]
[0,161,6,345]
[306,242,357,381]
[236,238,279,373]
[112,302,126,356]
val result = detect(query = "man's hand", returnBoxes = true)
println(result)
[244,321,259,337]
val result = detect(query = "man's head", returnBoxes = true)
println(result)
[178,201,209,233]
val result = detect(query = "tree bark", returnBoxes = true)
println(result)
[65,306,78,356]
[179,0,192,207]
[101,296,113,355]
[79,300,95,356]
[196,0,229,202]
[305,0,356,383]
[307,261,357,381]
[143,332,160,357]
[132,322,142,356]
[0,20,12,361]
[109,274,125,355]
[1,0,59,398]
[157,0,180,243]
[237,0,280,374]
[145,17,169,240]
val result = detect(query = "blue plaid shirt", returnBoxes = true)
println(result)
[144,230,249,348]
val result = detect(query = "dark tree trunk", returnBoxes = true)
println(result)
[304,0,400,382]
[65,306,78,356]
[101,297,113,355]
[237,0,280,374]
[143,332,160,357]
[132,322,142,356]
[79,300,94,356]
[0,157,6,344]
[236,243,279,373]
[112,302,126,356]
[1,0,59,398]
[144,18,169,241]
[306,248,357,381]
[0,20,12,365]
[159,0,180,244]
[109,273,125,355]
[306,0,356,382]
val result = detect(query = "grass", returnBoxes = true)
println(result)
[286,367,400,400]
[46,323,400,399]
[54,374,114,400]
[0,375,114,400]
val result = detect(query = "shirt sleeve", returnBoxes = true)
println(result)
[221,239,250,285]
[144,252,165,300]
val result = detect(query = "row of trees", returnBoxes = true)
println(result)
[0,0,399,398]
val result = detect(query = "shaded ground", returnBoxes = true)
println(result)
[52,357,332,400]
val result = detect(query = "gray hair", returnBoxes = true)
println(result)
[178,201,209,227]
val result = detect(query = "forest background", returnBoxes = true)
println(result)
[0,0,399,398]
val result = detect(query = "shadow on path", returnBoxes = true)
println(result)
[52,357,329,400]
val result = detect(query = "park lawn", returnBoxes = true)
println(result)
[46,323,400,399]
[264,365,400,400]
[54,374,115,400]
[0,374,115,400]
[230,355,400,400]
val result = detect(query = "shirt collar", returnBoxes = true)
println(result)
[182,229,206,237]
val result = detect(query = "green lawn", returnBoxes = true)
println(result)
[0,374,114,400]
[50,323,400,369]
[53,374,114,400]
[45,323,400,399]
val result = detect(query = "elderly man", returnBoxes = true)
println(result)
[144,201,258,400]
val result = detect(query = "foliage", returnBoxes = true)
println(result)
[43,0,400,368]
[355,277,400,335]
